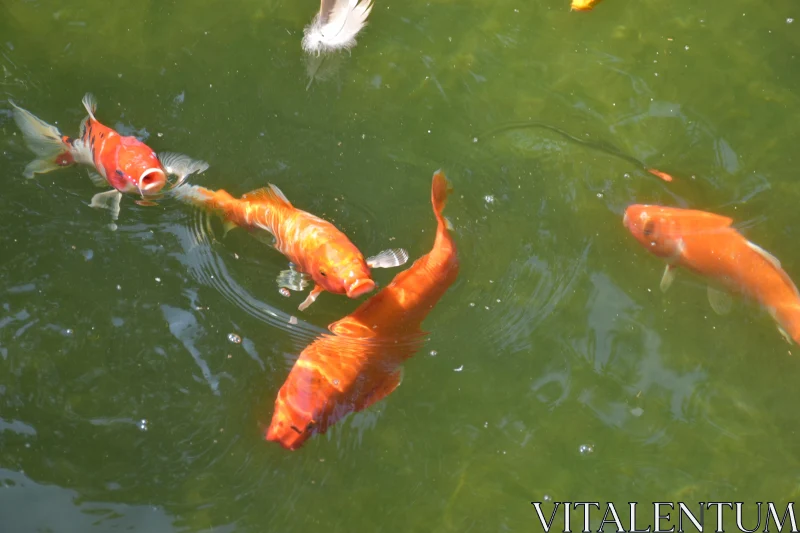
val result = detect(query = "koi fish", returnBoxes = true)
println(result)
[172,182,408,310]
[623,204,800,344]
[9,94,208,225]
[571,0,603,11]
[266,170,459,450]
[302,0,374,54]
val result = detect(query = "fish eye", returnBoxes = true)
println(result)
[643,220,656,238]
[319,270,327,277]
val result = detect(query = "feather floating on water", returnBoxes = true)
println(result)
[302,0,374,55]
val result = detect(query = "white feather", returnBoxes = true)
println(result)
[302,0,374,55]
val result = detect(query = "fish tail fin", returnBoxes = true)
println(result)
[170,183,219,208]
[431,169,452,222]
[81,93,98,120]
[8,99,75,178]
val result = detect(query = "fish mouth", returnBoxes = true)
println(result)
[346,278,376,299]
[139,168,166,194]
[266,419,311,451]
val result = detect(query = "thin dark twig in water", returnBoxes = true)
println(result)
[475,120,675,183]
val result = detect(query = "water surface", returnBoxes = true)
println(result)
[1,0,799,531]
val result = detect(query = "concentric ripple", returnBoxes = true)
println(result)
[169,206,327,345]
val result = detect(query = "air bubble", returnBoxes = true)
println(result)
[227,333,242,344]
[279,288,291,297]
[430,350,437,356]
[138,419,149,431]
[788,18,794,24]
[578,444,594,455]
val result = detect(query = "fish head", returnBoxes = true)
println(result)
[315,244,376,299]
[117,143,167,196]
[623,204,685,260]
[265,404,316,451]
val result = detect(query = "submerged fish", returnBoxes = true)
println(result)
[9,94,208,224]
[623,204,800,344]
[172,182,407,310]
[571,0,603,11]
[266,170,459,450]
[302,0,374,54]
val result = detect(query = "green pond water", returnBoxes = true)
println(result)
[1,0,800,531]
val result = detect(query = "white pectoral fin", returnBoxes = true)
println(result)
[660,265,677,293]
[367,248,409,269]
[158,152,210,187]
[707,286,733,315]
[87,169,107,187]
[90,190,123,230]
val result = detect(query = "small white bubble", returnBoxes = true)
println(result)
[472,137,478,143]
[469,302,475,307]
[484,306,490,310]
[544,494,552,502]
[429,350,438,356]
[63,328,73,336]
[25,443,30,448]
[454,365,464,372]
[157,132,163,138]
[496,299,501,303]
[623,173,631,179]
[484,421,488,428]
[788,18,794,24]
[154,277,161,283]
[116,284,122,291]
[596,192,604,198]
[684,45,690,50]
[227,333,242,344]
[138,419,149,431]
[484,194,495,204]
[579,444,594,455]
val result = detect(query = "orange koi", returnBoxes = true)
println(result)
[266,170,459,450]
[571,0,603,11]
[624,204,800,344]
[172,182,408,310]
[9,94,207,223]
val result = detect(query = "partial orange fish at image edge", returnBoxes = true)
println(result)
[571,0,603,11]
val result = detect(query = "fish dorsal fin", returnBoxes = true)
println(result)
[81,93,98,121]
[746,240,781,269]
[746,240,800,297]
[355,367,404,413]
[241,184,293,208]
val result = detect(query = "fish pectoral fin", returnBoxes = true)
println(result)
[89,190,122,219]
[356,368,404,413]
[297,285,324,311]
[660,265,677,293]
[778,325,793,345]
[87,169,107,187]
[222,220,238,237]
[158,152,210,188]
[366,248,409,269]
[707,286,733,315]
[277,268,311,292]
[746,240,782,269]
